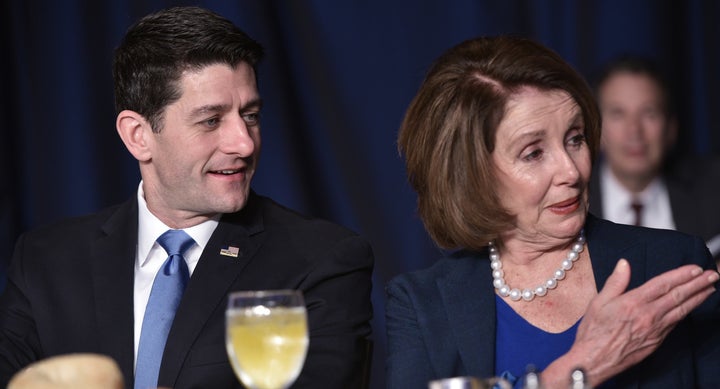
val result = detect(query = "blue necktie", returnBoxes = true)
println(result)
[135,230,194,389]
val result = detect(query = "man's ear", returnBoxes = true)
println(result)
[116,110,153,162]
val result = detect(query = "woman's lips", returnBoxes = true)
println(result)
[549,196,581,215]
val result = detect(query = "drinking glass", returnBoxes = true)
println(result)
[428,376,512,389]
[226,290,309,389]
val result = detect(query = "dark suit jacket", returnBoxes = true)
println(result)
[386,215,720,388]
[0,192,374,388]
[589,158,720,244]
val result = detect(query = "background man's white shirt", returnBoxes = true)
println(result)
[600,163,676,230]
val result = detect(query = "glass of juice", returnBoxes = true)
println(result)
[226,289,309,389]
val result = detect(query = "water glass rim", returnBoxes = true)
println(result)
[428,376,509,389]
[228,289,303,299]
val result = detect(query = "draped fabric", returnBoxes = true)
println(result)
[2,1,719,387]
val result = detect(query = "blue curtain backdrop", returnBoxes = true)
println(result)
[2,1,719,387]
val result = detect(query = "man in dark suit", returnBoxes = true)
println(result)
[588,55,720,259]
[0,7,373,389]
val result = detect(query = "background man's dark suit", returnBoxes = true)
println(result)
[0,192,374,388]
[589,158,720,254]
[386,215,720,388]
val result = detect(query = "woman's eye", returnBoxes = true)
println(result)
[568,133,586,147]
[522,149,543,161]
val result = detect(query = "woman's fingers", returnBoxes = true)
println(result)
[625,265,718,322]
[653,269,718,323]
[630,265,710,300]
[579,261,718,375]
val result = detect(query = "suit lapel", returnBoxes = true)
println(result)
[586,215,647,292]
[159,194,266,385]
[588,163,604,218]
[666,177,701,237]
[437,254,497,378]
[91,199,139,385]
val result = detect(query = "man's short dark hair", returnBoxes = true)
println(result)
[112,6,264,132]
[593,55,674,117]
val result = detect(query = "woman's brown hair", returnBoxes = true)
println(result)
[398,36,600,251]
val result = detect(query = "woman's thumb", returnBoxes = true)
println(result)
[597,258,631,301]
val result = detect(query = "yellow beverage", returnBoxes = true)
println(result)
[226,306,308,389]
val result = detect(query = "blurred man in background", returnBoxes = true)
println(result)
[589,55,720,261]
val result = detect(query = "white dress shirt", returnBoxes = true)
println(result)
[133,182,219,369]
[600,164,676,230]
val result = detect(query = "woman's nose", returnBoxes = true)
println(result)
[555,150,581,184]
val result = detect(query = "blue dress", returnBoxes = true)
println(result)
[495,295,613,388]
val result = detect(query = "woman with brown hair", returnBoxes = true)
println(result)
[386,36,720,388]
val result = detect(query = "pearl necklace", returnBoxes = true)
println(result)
[490,231,585,302]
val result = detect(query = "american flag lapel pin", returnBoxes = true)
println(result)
[220,245,240,258]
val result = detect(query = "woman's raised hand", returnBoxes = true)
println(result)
[543,259,718,388]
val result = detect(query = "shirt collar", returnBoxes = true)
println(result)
[601,163,633,211]
[136,181,220,267]
[601,164,665,206]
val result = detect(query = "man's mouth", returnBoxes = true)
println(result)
[211,169,243,175]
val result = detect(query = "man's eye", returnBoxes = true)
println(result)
[242,112,260,126]
[204,117,220,127]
